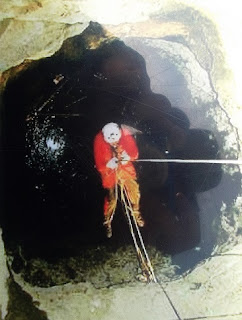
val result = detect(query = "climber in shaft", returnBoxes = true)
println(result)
[94,122,144,237]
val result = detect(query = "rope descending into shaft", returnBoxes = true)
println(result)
[120,183,157,283]
[116,182,182,319]
[109,177,119,224]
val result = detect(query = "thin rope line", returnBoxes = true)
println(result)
[120,184,154,282]
[123,185,157,283]
[120,185,141,255]
[158,285,182,320]
[123,188,182,320]
[124,189,181,318]
[134,159,242,165]
[109,172,119,223]
[114,180,182,319]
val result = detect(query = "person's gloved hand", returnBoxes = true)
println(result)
[106,157,118,169]
[121,150,130,164]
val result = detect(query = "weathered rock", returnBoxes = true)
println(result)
[0,19,87,72]
[0,1,241,320]
[3,22,218,260]
[0,229,9,319]
[10,243,242,320]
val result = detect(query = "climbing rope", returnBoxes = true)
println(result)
[120,183,157,283]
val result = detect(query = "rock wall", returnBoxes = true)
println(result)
[0,1,241,320]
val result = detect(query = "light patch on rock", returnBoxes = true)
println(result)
[127,38,216,104]
[212,200,241,254]
[0,19,88,72]
[11,277,180,320]
[0,1,241,319]
[0,228,9,319]
[206,106,239,159]
[235,196,242,231]
[222,164,240,176]
[11,243,242,320]
[106,21,189,39]
[165,244,242,319]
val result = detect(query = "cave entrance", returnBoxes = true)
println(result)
[0,22,240,287]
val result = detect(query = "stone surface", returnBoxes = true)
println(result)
[12,280,179,320]
[10,243,242,320]
[0,229,9,319]
[0,1,241,320]
[2,22,210,257]
[122,35,241,258]
[0,19,87,72]
[166,243,242,319]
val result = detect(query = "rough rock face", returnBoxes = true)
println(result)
[2,21,229,264]
[0,1,241,320]
[8,243,242,320]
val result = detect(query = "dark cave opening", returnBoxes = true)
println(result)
[0,23,224,280]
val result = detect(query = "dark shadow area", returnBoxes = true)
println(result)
[1,23,222,274]
[5,276,48,320]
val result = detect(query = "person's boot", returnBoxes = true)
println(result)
[103,217,112,238]
[133,210,145,227]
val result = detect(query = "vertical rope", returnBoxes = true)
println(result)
[120,184,142,257]
[109,170,119,223]
[123,186,157,283]
[122,184,182,319]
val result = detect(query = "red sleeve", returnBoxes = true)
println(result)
[120,129,139,160]
[93,132,112,173]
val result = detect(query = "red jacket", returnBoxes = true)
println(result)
[94,128,139,188]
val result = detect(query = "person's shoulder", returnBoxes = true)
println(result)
[121,128,132,137]
[94,131,106,149]
[94,130,103,142]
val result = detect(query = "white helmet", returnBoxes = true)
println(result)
[102,122,121,144]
